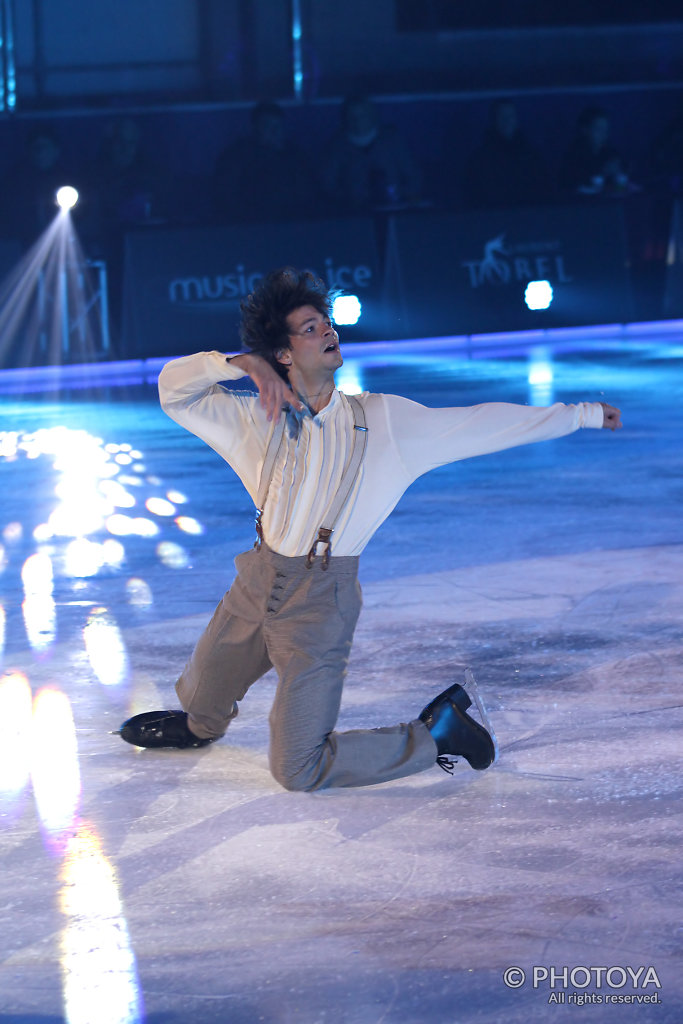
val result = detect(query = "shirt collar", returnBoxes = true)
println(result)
[285,389,340,435]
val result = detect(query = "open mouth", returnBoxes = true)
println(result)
[323,342,338,352]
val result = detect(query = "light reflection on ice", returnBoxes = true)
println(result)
[59,823,144,1024]
[33,523,53,542]
[126,578,153,608]
[3,522,23,543]
[31,687,81,849]
[2,428,204,626]
[0,431,19,458]
[22,552,57,651]
[1,676,143,1020]
[527,347,555,406]
[145,497,175,517]
[65,538,106,578]
[101,539,125,567]
[83,608,129,687]
[48,496,110,539]
[58,538,125,578]
[175,516,203,535]
[22,551,54,595]
[156,541,189,569]
[105,514,159,538]
[99,480,136,508]
[22,594,57,651]
[166,489,187,504]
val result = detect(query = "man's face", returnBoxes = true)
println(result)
[279,305,342,378]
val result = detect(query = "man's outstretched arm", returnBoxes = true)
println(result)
[381,395,622,481]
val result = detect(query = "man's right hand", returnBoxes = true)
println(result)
[228,353,303,421]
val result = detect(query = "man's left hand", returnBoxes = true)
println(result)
[600,403,622,430]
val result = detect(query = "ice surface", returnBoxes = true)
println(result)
[1,333,682,1022]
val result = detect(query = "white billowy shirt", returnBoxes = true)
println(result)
[158,351,604,557]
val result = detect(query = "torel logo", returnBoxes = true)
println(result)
[461,233,573,289]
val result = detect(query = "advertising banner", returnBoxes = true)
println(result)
[388,203,632,336]
[122,218,382,358]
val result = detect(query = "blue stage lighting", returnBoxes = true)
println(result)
[332,294,362,326]
[56,186,79,211]
[524,280,553,310]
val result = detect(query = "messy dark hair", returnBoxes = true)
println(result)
[239,267,332,381]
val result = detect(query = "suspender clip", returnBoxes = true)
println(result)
[254,508,264,550]
[306,527,333,570]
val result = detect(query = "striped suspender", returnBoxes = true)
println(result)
[253,394,368,569]
[305,395,367,568]
[253,414,286,550]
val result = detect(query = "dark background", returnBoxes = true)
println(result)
[1,0,683,361]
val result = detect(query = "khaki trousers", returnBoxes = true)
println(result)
[176,544,437,791]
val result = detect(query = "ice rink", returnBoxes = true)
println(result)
[1,324,681,1023]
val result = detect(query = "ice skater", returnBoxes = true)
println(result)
[118,267,622,790]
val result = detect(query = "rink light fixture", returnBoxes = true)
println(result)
[524,280,553,311]
[332,294,362,326]
[56,186,79,211]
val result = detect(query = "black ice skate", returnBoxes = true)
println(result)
[419,669,498,771]
[116,710,215,749]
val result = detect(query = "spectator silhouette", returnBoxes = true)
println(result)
[91,116,169,232]
[212,101,317,223]
[462,100,548,208]
[560,106,632,197]
[323,95,421,212]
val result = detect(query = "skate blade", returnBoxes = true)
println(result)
[463,668,499,764]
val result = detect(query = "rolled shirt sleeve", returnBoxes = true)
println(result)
[157,351,270,502]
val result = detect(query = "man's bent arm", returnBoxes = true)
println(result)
[157,350,273,476]
[158,350,247,410]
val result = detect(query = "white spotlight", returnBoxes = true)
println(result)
[332,294,362,326]
[524,280,553,310]
[56,186,79,211]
